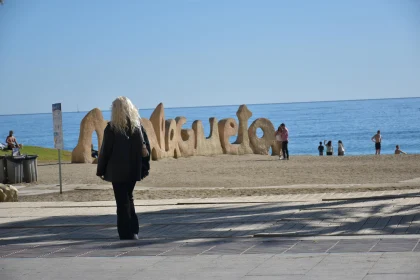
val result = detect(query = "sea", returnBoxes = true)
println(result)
[0,98,419,156]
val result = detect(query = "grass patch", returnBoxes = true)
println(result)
[0,146,71,162]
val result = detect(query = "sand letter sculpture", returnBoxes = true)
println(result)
[71,108,107,163]
[71,104,279,163]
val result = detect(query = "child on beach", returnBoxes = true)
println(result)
[318,142,324,156]
[324,140,333,156]
[395,145,407,155]
[338,140,345,156]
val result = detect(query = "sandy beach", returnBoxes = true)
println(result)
[18,154,420,202]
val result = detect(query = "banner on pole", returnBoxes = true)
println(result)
[52,103,64,150]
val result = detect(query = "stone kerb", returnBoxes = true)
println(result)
[71,103,279,162]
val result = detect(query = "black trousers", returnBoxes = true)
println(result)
[282,141,289,159]
[112,181,139,240]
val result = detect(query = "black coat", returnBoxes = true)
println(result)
[96,123,150,183]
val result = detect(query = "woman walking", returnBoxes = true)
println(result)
[97,97,150,240]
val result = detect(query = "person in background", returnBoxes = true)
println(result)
[6,130,21,150]
[274,126,283,159]
[91,144,98,158]
[97,96,150,240]
[338,140,345,156]
[280,123,289,160]
[324,140,333,156]
[395,145,407,155]
[318,141,324,156]
[371,130,382,155]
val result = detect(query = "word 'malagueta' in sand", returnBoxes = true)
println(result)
[71,103,281,163]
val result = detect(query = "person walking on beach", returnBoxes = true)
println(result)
[280,123,289,160]
[395,145,407,155]
[318,142,324,156]
[275,126,283,159]
[324,140,333,156]
[338,140,345,156]
[371,130,382,155]
[97,96,150,240]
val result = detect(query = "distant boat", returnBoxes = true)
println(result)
[77,105,80,113]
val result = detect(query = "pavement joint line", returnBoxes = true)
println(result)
[75,241,117,257]
[197,245,216,256]
[323,194,420,202]
[367,239,381,252]
[0,224,115,229]
[281,241,300,254]
[412,239,420,252]
[38,204,178,208]
[240,244,257,255]
[114,246,141,258]
[325,240,340,253]
[37,245,72,258]
[250,232,420,238]
[156,243,185,256]
[1,244,41,258]
[305,253,329,276]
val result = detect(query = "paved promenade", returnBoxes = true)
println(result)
[1,189,420,279]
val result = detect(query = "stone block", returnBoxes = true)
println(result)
[0,184,18,202]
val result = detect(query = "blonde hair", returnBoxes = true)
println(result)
[110,96,140,135]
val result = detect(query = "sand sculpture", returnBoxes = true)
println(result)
[248,118,280,155]
[233,105,254,155]
[71,103,281,163]
[165,119,181,158]
[193,118,224,156]
[175,117,195,157]
[71,108,107,163]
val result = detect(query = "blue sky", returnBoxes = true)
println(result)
[0,0,419,114]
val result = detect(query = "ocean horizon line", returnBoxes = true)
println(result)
[0,96,418,117]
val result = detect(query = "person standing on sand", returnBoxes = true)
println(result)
[338,140,345,156]
[324,140,333,156]
[97,96,150,240]
[280,123,289,160]
[395,145,407,155]
[318,142,324,156]
[275,126,283,159]
[371,130,382,155]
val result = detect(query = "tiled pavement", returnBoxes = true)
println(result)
[2,190,420,243]
[1,190,420,279]
[1,237,420,258]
